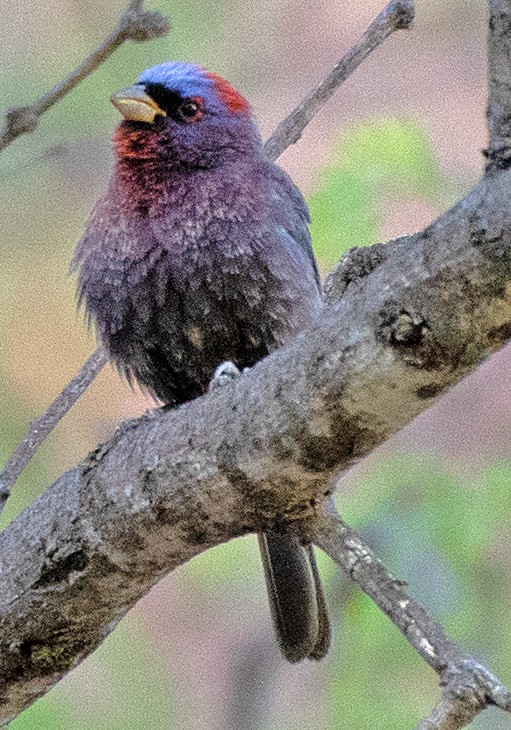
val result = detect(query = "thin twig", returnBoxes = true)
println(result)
[263,0,415,161]
[0,0,168,511]
[0,348,108,512]
[312,507,511,729]
[0,0,169,152]
[0,0,414,514]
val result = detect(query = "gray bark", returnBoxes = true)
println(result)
[1,167,511,721]
[3,0,511,726]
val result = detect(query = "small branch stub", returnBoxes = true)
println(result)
[4,106,38,137]
[415,660,511,729]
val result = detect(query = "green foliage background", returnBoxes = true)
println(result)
[1,1,509,728]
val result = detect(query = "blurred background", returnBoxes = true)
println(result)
[1,0,509,727]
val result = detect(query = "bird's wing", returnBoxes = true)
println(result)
[262,161,321,290]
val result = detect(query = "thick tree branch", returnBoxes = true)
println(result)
[0,0,169,152]
[2,161,511,720]
[0,0,415,513]
[486,0,511,172]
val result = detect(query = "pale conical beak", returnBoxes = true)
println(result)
[110,85,167,123]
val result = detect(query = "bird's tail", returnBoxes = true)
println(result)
[258,531,331,662]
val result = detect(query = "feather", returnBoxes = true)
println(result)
[73,61,329,662]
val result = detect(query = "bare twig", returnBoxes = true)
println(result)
[0,0,169,152]
[263,0,415,162]
[0,348,108,512]
[312,508,511,729]
[0,0,414,512]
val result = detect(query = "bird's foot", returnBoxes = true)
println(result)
[208,361,241,392]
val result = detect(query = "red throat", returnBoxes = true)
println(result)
[206,72,250,114]
[112,124,160,161]
[112,125,166,212]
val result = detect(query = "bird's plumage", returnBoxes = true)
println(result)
[73,61,330,661]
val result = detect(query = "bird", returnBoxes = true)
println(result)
[72,61,330,662]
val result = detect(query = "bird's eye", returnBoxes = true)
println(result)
[175,98,204,124]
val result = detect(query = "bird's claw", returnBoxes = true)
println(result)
[208,361,241,392]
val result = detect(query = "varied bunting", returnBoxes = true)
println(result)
[73,62,330,662]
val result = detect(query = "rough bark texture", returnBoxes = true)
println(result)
[3,0,511,726]
[2,166,511,721]
[486,0,511,172]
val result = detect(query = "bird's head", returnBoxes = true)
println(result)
[111,62,261,170]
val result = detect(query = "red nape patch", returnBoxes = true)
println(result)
[206,73,250,115]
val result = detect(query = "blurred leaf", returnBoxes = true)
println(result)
[308,169,376,263]
[307,117,459,266]
[336,117,440,200]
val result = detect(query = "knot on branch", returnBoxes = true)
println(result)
[119,9,170,42]
[376,306,443,370]
[5,106,38,137]
[390,0,415,30]
[323,244,387,302]
[31,549,89,590]
[437,659,511,721]
[390,312,425,346]
[483,143,511,174]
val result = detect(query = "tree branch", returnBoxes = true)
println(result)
[264,0,414,162]
[2,156,511,720]
[0,348,108,512]
[0,0,169,152]
[313,509,511,730]
[485,0,511,172]
[0,0,415,512]
[414,673,511,730]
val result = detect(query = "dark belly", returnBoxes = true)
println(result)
[105,261,310,405]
